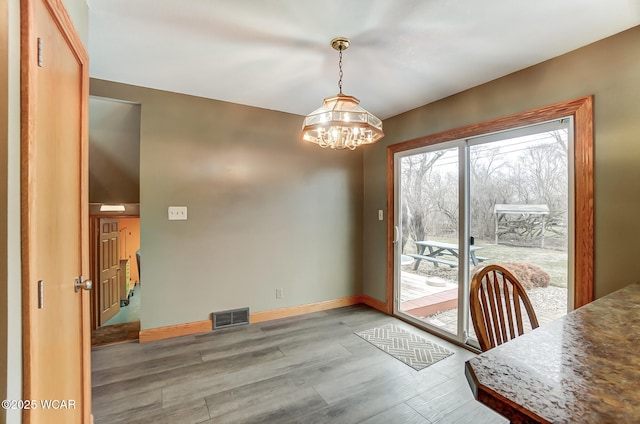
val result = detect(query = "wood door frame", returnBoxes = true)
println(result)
[385,96,594,315]
[20,0,90,421]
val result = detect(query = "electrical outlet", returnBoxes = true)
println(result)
[276,288,283,299]
[168,206,188,221]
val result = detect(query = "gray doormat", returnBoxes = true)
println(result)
[356,323,453,371]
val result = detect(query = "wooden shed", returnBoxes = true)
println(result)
[493,204,550,247]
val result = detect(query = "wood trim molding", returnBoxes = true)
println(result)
[250,295,362,324]
[139,296,363,343]
[139,320,212,343]
[386,96,594,311]
[361,294,390,314]
[572,98,595,308]
[89,217,99,330]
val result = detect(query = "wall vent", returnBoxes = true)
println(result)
[212,307,250,330]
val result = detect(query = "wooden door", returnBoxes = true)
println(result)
[99,218,121,325]
[21,0,91,422]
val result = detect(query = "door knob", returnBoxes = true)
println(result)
[74,276,93,292]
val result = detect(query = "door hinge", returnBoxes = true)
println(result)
[37,38,43,67]
[38,280,44,309]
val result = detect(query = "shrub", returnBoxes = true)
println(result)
[473,262,550,289]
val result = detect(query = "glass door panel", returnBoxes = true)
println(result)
[396,146,461,339]
[467,123,570,344]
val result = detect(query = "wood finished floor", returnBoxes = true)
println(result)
[91,305,507,424]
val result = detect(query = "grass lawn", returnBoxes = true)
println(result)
[404,236,568,288]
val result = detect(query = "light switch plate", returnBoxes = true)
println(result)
[168,206,188,221]
[378,209,384,221]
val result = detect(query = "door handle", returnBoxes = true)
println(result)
[74,276,93,292]
[393,226,399,244]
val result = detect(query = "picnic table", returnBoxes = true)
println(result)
[407,240,486,270]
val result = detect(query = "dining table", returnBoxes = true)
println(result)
[465,282,640,423]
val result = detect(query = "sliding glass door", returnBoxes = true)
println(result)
[394,119,571,346]
[395,142,464,340]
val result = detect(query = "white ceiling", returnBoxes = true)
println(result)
[87,0,640,119]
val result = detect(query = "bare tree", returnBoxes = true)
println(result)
[400,151,446,249]
[470,145,512,239]
[400,128,569,249]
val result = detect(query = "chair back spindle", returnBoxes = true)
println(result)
[470,265,539,351]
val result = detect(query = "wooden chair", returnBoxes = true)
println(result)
[470,264,539,351]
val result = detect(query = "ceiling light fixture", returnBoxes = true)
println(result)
[99,204,126,212]
[301,37,384,151]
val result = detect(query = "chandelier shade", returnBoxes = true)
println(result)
[301,37,384,151]
[301,94,384,150]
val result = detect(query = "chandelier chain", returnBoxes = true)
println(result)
[338,49,343,94]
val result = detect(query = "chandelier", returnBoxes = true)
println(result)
[301,37,384,150]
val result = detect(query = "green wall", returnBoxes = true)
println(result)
[90,80,363,330]
[3,1,23,422]
[62,0,88,47]
[89,97,141,204]
[363,25,640,302]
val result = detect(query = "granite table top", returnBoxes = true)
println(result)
[465,282,640,423]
